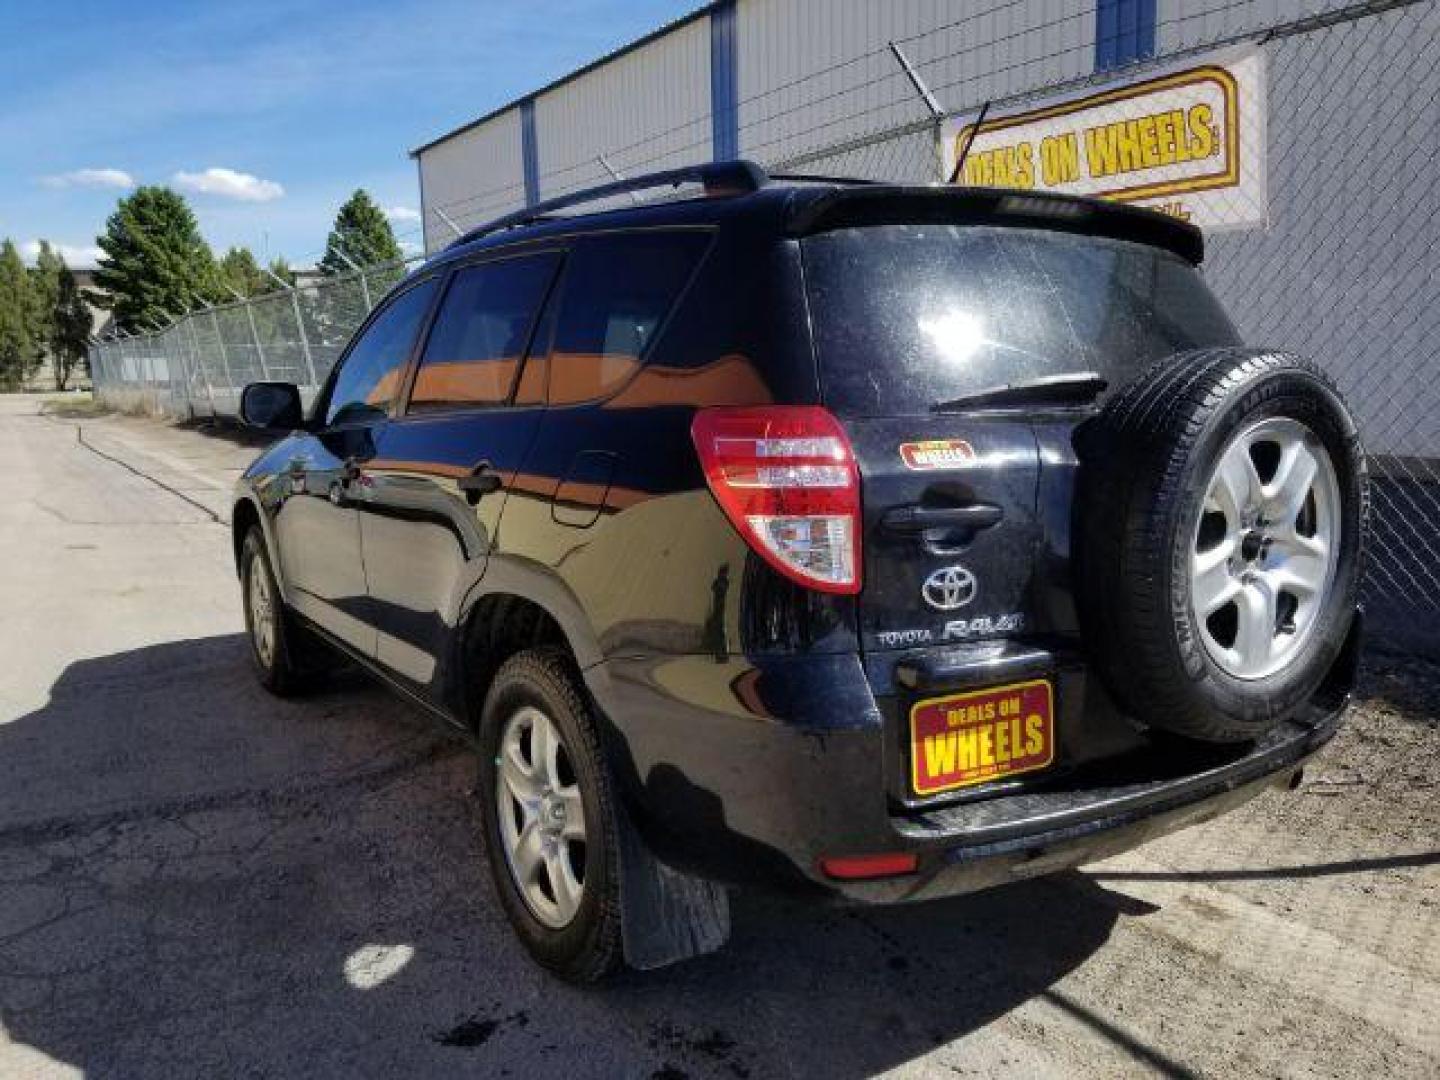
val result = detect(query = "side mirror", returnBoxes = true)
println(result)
[240,382,304,431]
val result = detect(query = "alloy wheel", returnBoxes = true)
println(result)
[495,705,588,928]
[248,560,277,669]
[1191,417,1340,680]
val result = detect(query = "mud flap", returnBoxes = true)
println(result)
[616,801,731,970]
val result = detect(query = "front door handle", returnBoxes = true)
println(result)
[457,463,503,505]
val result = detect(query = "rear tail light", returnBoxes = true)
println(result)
[690,406,862,594]
[819,852,919,880]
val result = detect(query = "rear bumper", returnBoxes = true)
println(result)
[832,703,1339,903]
[586,626,1354,903]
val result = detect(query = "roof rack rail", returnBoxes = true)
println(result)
[449,160,770,248]
[766,171,877,187]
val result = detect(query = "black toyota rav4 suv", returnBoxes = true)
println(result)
[234,162,1365,981]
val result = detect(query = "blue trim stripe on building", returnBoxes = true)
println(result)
[1096,0,1157,71]
[520,99,540,207]
[710,0,739,161]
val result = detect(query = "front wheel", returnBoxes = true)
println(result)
[239,527,325,696]
[477,648,625,982]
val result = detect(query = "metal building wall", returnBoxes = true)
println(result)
[733,0,1095,170]
[1201,0,1440,458]
[534,15,712,201]
[1157,0,1371,49]
[417,108,524,253]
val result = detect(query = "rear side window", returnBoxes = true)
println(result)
[548,232,709,405]
[326,276,439,426]
[409,254,559,411]
[803,225,1239,416]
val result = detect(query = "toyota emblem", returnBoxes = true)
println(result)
[922,566,977,611]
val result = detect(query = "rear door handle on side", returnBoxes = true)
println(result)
[881,504,1004,534]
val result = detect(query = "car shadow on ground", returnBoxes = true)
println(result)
[0,634,1151,1078]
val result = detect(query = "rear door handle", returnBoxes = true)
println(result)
[881,504,1004,535]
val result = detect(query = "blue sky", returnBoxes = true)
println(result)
[0,0,698,268]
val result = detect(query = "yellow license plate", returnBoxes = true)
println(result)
[910,679,1055,796]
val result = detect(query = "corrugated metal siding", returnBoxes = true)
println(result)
[534,15,711,199]
[734,0,1094,167]
[1156,0,1362,51]
[416,109,524,253]
[1203,0,1440,456]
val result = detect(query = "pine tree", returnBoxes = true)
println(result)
[267,256,296,288]
[0,240,32,389]
[28,241,65,377]
[92,186,220,332]
[319,190,400,275]
[217,246,272,299]
[52,261,93,391]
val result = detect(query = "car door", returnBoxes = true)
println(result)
[272,274,441,655]
[360,251,563,694]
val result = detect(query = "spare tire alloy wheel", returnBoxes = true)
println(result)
[496,705,588,929]
[1192,417,1340,680]
[1077,348,1365,743]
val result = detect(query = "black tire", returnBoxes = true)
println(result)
[1076,348,1367,742]
[239,527,326,696]
[477,647,625,982]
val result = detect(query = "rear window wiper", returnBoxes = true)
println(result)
[932,371,1108,412]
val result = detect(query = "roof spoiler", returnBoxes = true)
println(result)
[785,186,1205,265]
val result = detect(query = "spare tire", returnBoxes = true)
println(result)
[1076,348,1367,742]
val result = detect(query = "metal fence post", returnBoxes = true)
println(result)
[184,315,218,416]
[206,306,238,408]
[263,266,319,389]
[243,302,272,380]
[887,40,947,179]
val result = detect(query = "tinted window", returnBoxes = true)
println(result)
[325,278,439,426]
[548,232,709,405]
[803,225,1239,416]
[409,255,559,411]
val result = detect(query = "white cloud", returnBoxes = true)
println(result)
[41,167,135,190]
[172,167,284,202]
[399,239,423,255]
[385,205,421,224]
[22,240,104,267]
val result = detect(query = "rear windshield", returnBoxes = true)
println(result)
[803,224,1239,416]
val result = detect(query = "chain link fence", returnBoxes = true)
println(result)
[90,257,419,418]
[90,0,1437,651]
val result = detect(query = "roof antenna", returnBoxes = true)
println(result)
[948,100,990,185]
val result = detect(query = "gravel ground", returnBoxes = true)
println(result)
[0,398,1435,1078]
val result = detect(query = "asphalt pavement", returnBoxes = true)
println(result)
[0,396,1435,1078]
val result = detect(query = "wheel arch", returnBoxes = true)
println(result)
[452,576,604,731]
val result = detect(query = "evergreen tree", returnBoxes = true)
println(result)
[319,190,400,275]
[0,240,32,389]
[28,241,65,376]
[92,186,220,331]
[217,246,272,298]
[267,256,296,288]
[52,261,93,391]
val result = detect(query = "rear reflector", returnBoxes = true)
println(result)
[820,853,919,880]
[691,406,861,594]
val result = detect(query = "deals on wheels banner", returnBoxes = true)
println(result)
[943,45,1267,232]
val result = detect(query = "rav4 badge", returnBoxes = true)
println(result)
[900,439,977,470]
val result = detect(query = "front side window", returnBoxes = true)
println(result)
[548,232,709,405]
[325,277,439,426]
[409,254,559,411]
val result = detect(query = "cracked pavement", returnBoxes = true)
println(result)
[0,396,1436,1078]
